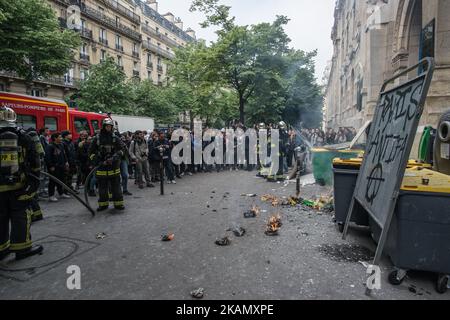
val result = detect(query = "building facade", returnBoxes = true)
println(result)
[0,0,196,99]
[324,0,450,156]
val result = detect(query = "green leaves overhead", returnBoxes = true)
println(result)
[0,0,80,81]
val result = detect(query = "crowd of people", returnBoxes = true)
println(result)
[36,124,290,202]
[35,124,358,203]
[301,127,357,147]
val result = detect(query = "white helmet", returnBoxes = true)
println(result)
[0,106,17,128]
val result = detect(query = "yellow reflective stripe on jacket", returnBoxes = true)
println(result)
[96,169,121,176]
[0,240,10,251]
[98,201,109,207]
[18,192,37,201]
[0,182,25,192]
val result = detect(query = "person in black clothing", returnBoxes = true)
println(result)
[61,131,77,194]
[153,131,175,184]
[45,133,70,202]
[148,131,161,182]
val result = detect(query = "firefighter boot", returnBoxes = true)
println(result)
[15,245,44,261]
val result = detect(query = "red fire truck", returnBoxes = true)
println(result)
[0,91,107,140]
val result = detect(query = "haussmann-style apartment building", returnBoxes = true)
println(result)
[324,0,450,156]
[0,0,196,100]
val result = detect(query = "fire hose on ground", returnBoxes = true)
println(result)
[28,170,97,216]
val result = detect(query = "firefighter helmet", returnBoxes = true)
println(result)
[278,121,287,130]
[103,118,114,128]
[0,106,17,128]
[258,123,266,130]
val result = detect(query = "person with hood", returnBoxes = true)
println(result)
[129,130,154,189]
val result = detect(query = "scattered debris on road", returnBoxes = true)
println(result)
[241,193,257,197]
[301,195,334,212]
[230,226,246,237]
[265,214,282,236]
[318,244,374,263]
[96,232,107,240]
[261,194,280,206]
[244,204,260,218]
[215,237,231,246]
[190,288,204,299]
[161,234,174,242]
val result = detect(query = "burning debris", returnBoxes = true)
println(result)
[261,194,280,207]
[282,196,301,207]
[243,204,260,218]
[161,234,175,242]
[265,214,282,236]
[215,237,231,246]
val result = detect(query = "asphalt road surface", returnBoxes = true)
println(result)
[0,170,448,300]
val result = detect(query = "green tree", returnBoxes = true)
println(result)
[131,80,179,124]
[282,50,323,128]
[0,0,80,81]
[77,57,132,114]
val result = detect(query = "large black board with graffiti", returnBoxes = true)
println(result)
[343,58,434,293]
[353,59,434,227]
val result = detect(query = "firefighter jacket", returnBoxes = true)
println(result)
[88,129,125,177]
[0,127,41,195]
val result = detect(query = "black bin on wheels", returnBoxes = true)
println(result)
[370,168,450,294]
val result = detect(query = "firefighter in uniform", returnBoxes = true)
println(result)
[27,129,44,222]
[88,119,126,212]
[0,107,43,261]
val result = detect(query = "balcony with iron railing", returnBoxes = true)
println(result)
[157,65,163,73]
[99,37,109,46]
[147,62,153,69]
[133,70,140,78]
[80,52,90,61]
[71,1,141,42]
[115,44,124,52]
[142,41,175,59]
[103,0,140,25]
[141,24,180,48]
[132,51,140,58]
[0,70,82,89]
[80,27,93,40]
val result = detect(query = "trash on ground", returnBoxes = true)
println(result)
[96,232,107,240]
[243,204,261,218]
[190,288,204,299]
[282,196,302,207]
[161,234,174,242]
[231,226,246,237]
[215,237,231,246]
[241,193,257,197]
[301,195,334,212]
[265,214,282,236]
[261,194,280,207]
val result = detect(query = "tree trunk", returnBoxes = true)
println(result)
[239,95,245,125]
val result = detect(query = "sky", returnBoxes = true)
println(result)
[157,0,336,81]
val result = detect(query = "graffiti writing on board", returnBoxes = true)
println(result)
[364,81,423,204]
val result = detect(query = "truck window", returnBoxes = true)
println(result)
[91,120,100,132]
[44,117,58,131]
[16,115,36,130]
[74,117,89,133]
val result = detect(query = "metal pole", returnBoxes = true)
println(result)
[159,148,164,195]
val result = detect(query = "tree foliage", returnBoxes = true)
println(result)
[77,57,133,114]
[0,0,80,81]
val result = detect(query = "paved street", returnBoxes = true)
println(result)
[0,170,448,300]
